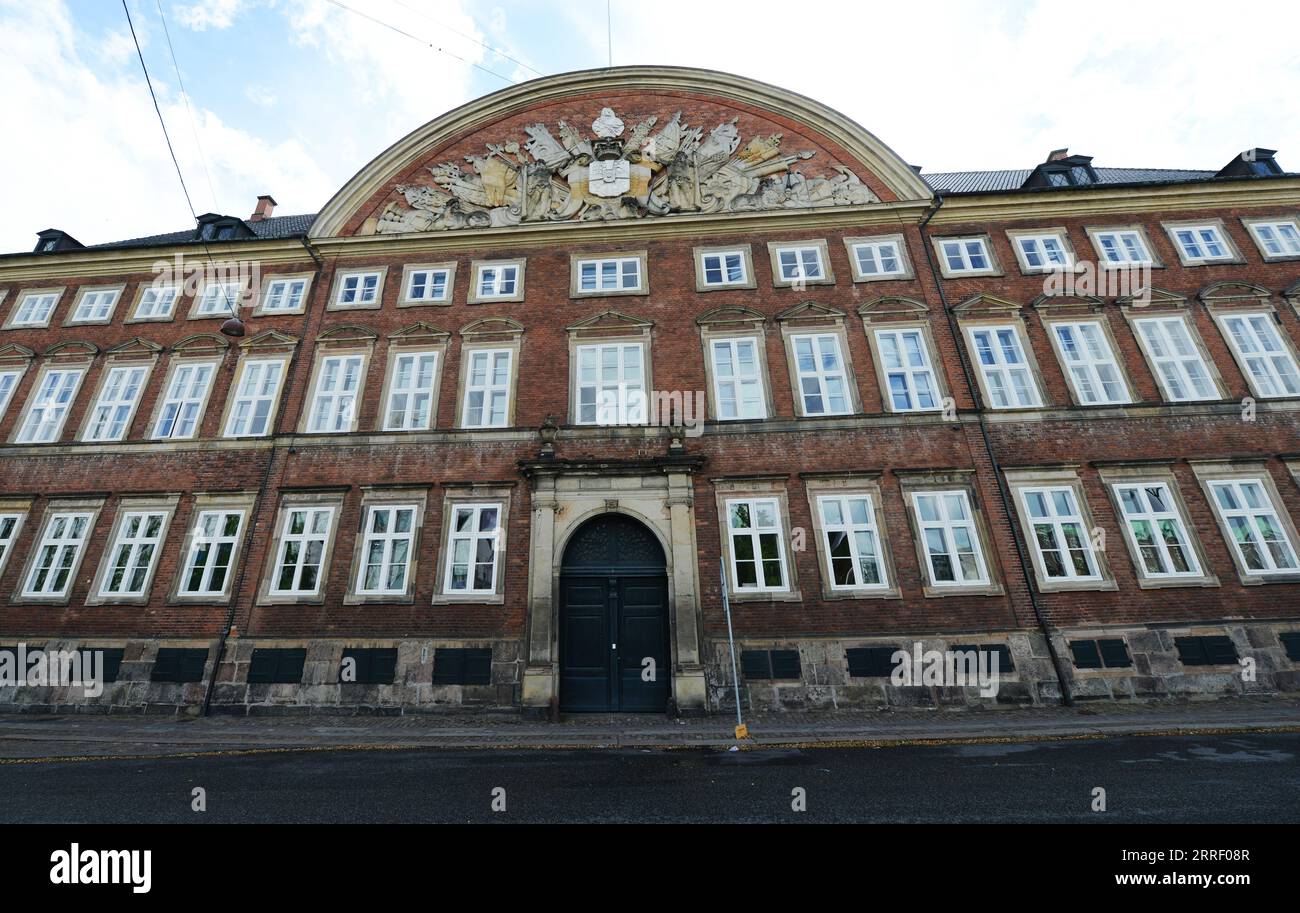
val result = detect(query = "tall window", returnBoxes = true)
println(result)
[1020,487,1097,580]
[700,250,747,287]
[11,292,60,327]
[1016,234,1072,270]
[818,495,885,589]
[577,257,642,293]
[575,342,646,425]
[913,491,988,586]
[306,355,364,433]
[1134,316,1216,402]
[224,359,284,437]
[967,325,1040,408]
[23,512,93,598]
[196,282,242,316]
[1248,220,1300,258]
[461,349,512,428]
[875,328,939,412]
[84,365,147,442]
[775,246,825,282]
[850,240,905,278]
[1207,479,1298,575]
[405,268,451,303]
[0,369,21,420]
[261,278,309,313]
[1114,482,1199,578]
[15,368,83,443]
[153,362,215,439]
[710,338,765,420]
[726,498,788,592]
[134,285,179,320]
[270,506,334,596]
[1219,313,1300,397]
[443,504,501,594]
[1094,230,1153,265]
[939,238,992,273]
[100,511,167,597]
[71,289,120,323]
[335,272,381,307]
[475,264,518,299]
[178,510,245,596]
[1171,225,1232,263]
[791,333,851,416]
[1052,321,1129,404]
[384,351,438,431]
[356,505,417,596]
[0,513,22,571]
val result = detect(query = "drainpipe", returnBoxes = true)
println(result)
[917,192,1073,706]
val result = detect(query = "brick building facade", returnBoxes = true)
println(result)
[1,66,1298,716]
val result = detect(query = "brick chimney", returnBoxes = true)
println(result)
[249,194,277,222]
[1047,148,1070,162]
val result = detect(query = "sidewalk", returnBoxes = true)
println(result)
[1,695,1297,760]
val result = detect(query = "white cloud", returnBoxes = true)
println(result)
[244,84,277,107]
[172,0,247,31]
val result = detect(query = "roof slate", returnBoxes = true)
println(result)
[920,167,1218,194]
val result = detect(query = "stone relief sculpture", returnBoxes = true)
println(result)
[374,105,878,233]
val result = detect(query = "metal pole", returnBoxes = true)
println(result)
[719,557,746,738]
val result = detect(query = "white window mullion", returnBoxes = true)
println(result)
[307,355,364,433]
[384,351,438,431]
[913,491,988,586]
[710,338,765,420]
[791,333,851,416]
[356,505,417,595]
[1208,479,1299,575]
[818,495,886,589]
[100,511,167,596]
[154,362,215,439]
[967,325,1040,408]
[725,497,788,592]
[462,349,512,429]
[16,368,84,443]
[1135,316,1216,402]
[443,504,501,594]
[270,506,334,596]
[576,343,646,425]
[1020,487,1098,580]
[179,510,245,596]
[1053,321,1129,404]
[876,328,939,412]
[1114,483,1200,578]
[23,512,93,597]
[224,359,284,437]
[1220,313,1300,398]
[84,365,147,441]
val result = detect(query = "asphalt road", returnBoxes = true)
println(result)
[1,732,1297,823]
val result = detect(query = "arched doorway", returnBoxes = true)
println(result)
[559,513,669,712]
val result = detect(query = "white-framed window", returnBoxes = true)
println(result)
[1114,482,1200,578]
[23,512,93,597]
[383,351,438,431]
[1170,224,1233,263]
[1051,321,1130,404]
[700,250,748,287]
[195,282,242,316]
[577,257,642,293]
[1245,219,1300,259]
[261,278,309,313]
[100,511,167,597]
[306,354,364,433]
[849,240,906,278]
[133,285,179,321]
[11,292,60,327]
[775,245,825,282]
[875,327,940,412]
[1207,479,1299,575]
[153,362,215,439]
[70,288,121,323]
[1020,487,1098,581]
[0,369,21,420]
[575,342,646,425]
[912,491,988,586]
[725,497,788,592]
[1093,230,1153,265]
[475,264,519,299]
[461,349,512,429]
[1133,316,1217,402]
[355,504,418,596]
[269,506,335,596]
[15,367,84,444]
[710,338,766,420]
[443,503,501,594]
[0,513,22,572]
[817,494,886,590]
[178,510,245,596]
[1218,312,1300,398]
[939,238,993,274]
[966,325,1041,408]
[83,365,147,442]
[790,333,851,416]
[405,267,451,303]
[1015,233,1073,270]
[335,271,382,307]
[224,359,284,437]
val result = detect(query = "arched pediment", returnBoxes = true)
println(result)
[695,305,767,327]
[311,66,931,239]
[172,333,230,355]
[44,340,98,358]
[460,316,525,338]
[1198,280,1272,304]
[316,324,379,344]
[857,296,928,318]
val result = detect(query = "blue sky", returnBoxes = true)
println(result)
[2,0,1297,252]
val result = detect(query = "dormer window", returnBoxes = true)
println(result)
[194,214,253,243]
[1022,153,1100,189]
[1217,149,1284,178]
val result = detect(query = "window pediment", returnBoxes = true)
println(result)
[1198,280,1272,306]
[775,301,844,324]
[695,305,767,328]
[460,316,525,339]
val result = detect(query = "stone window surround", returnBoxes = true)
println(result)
[3,287,65,331]
[75,350,158,443]
[766,238,835,288]
[692,244,757,292]
[569,250,649,298]
[802,472,901,600]
[398,261,458,307]
[0,352,31,423]
[298,342,375,435]
[698,322,775,423]
[930,233,1004,279]
[862,317,950,415]
[218,347,294,440]
[186,277,250,322]
[376,335,448,433]
[63,283,127,328]
[0,496,32,583]
[1205,303,1300,401]
[1038,311,1140,407]
[467,258,527,305]
[430,483,514,605]
[778,317,864,418]
[343,486,431,605]
[85,494,181,606]
[455,333,522,430]
[10,497,105,606]
[711,475,801,604]
[253,271,316,317]
[1083,223,1166,269]
[1160,218,1246,267]
[842,233,915,283]
[1240,214,1300,263]
[1003,467,1118,594]
[1095,463,1220,590]
[7,357,91,445]
[145,352,224,442]
[1004,227,1082,275]
[895,469,1004,598]
[957,314,1050,411]
[1119,307,1229,403]
[566,324,654,427]
[255,489,347,606]
[126,281,181,324]
[1188,459,1300,587]
[327,266,389,312]
[168,491,258,605]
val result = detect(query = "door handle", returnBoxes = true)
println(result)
[611,643,617,650]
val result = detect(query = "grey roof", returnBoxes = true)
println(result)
[87,213,318,251]
[920,167,1218,194]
